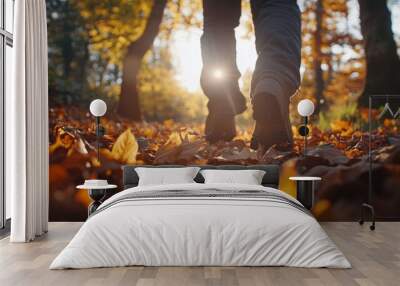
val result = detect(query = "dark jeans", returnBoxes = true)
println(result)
[201,0,301,116]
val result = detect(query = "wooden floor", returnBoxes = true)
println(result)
[0,222,399,286]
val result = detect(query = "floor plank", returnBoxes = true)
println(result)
[0,222,398,286]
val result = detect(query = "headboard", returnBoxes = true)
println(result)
[122,164,280,189]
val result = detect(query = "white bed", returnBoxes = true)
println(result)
[50,183,351,269]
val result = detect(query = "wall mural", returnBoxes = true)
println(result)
[47,0,400,221]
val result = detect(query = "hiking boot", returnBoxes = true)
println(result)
[205,112,236,143]
[204,86,246,143]
[250,93,293,151]
[232,91,247,115]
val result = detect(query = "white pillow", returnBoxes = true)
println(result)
[135,167,200,186]
[200,169,266,185]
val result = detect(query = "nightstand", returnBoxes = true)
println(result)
[77,182,117,216]
[289,176,321,210]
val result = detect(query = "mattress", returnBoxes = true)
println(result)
[50,183,351,269]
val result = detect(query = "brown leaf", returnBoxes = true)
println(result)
[154,140,205,164]
[307,144,349,165]
[218,147,257,161]
[261,146,296,164]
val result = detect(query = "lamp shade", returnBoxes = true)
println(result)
[89,99,107,117]
[297,99,315,117]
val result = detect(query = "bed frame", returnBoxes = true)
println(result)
[122,165,280,189]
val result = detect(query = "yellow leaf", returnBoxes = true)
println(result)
[165,131,182,146]
[111,129,138,164]
[142,127,155,138]
[330,120,353,137]
[163,119,174,128]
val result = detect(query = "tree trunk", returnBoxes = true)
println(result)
[357,0,400,107]
[314,0,324,114]
[117,0,167,120]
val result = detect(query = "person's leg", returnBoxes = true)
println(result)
[201,0,246,143]
[250,0,301,151]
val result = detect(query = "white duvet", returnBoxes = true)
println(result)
[50,183,351,269]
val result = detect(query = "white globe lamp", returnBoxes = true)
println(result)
[297,99,315,117]
[90,99,107,117]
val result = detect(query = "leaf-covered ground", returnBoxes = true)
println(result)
[49,107,400,221]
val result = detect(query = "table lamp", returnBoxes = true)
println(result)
[297,99,315,156]
[89,99,107,162]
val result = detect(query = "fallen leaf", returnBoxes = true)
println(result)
[307,144,349,165]
[330,120,353,136]
[165,131,182,146]
[111,129,138,164]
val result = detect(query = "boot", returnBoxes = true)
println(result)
[204,86,246,143]
[205,112,236,143]
[250,93,293,151]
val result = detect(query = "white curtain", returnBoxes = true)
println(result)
[9,0,49,242]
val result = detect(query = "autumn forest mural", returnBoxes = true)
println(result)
[48,0,400,221]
